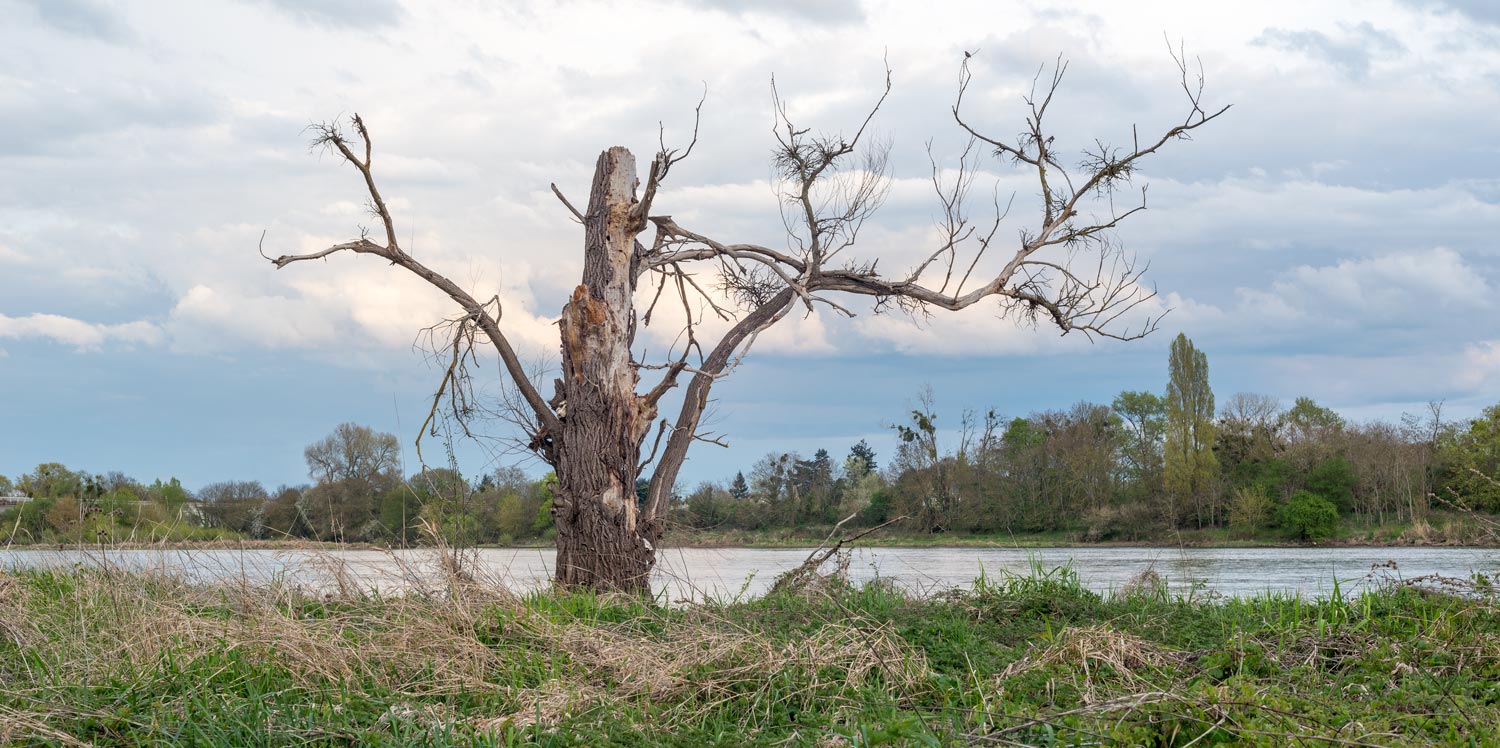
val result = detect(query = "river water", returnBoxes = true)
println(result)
[2,546,1496,600]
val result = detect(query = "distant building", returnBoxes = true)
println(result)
[0,490,31,507]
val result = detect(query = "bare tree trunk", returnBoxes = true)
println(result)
[275,51,1224,594]
[552,147,656,592]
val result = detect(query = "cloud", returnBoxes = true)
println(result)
[1399,0,1500,25]
[165,285,344,352]
[0,313,161,350]
[0,242,29,265]
[851,305,1096,356]
[1252,22,1404,79]
[1456,340,1500,390]
[10,0,131,42]
[694,0,864,25]
[1231,247,1492,329]
[0,76,221,157]
[251,0,405,29]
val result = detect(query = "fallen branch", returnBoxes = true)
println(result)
[769,514,908,595]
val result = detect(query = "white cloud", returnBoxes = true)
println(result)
[851,305,1093,356]
[0,312,162,350]
[0,242,29,265]
[1457,340,1500,390]
[166,285,342,351]
[1229,247,1491,327]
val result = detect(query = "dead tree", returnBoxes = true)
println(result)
[267,51,1227,593]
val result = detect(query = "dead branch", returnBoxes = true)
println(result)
[769,513,910,595]
[269,114,562,454]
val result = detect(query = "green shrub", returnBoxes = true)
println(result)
[1279,490,1339,541]
[1228,486,1273,533]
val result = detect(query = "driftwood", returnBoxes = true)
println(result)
[769,514,909,595]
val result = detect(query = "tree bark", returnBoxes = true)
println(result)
[552,147,656,593]
[275,58,1224,593]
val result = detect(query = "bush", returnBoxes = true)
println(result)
[1279,490,1339,541]
[1082,502,1165,541]
[45,497,82,538]
[1228,486,1273,533]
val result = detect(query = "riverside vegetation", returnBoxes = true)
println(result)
[6,336,1500,550]
[2,556,1499,746]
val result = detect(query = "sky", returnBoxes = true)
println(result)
[1,0,1498,492]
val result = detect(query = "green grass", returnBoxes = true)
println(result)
[2,562,1499,746]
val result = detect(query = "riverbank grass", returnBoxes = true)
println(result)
[2,563,1498,746]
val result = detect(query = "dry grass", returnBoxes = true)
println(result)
[1001,625,1186,698]
[4,570,507,697]
[493,602,929,728]
[0,703,93,748]
[0,551,933,741]
[1119,568,1167,600]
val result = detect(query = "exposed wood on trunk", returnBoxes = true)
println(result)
[272,52,1224,594]
[552,148,656,592]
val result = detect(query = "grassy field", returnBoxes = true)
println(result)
[2,559,1499,746]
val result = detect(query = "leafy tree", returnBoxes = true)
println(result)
[146,478,192,515]
[1164,334,1218,526]
[494,492,534,542]
[859,487,894,526]
[848,440,878,477]
[892,392,955,532]
[378,486,423,545]
[1218,393,1281,471]
[411,468,468,501]
[1112,390,1165,480]
[20,463,81,499]
[1228,486,1273,534]
[1306,455,1356,513]
[838,467,884,523]
[1053,401,1124,518]
[1282,397,1344,445]
[1438,404,1500,511]
[999,416,1053,531]
[1279,491,1339,541]
[685,482,728,528]
[1229,457,1295,502]
[793,449,837,522]
[750,453,796,526]
[293,424,403,541]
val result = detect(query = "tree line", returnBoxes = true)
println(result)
[5,334,1496,546]
[0,423,559,546]
[678,334,1500,542]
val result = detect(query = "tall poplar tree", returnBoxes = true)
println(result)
[1164,334,1218,526]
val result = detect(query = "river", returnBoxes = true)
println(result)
[2,545,1496,600]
